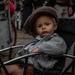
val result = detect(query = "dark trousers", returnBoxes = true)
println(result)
[21,5,33,28]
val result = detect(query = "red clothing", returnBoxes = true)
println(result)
[10,1,15,16]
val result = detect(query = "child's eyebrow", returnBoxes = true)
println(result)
[44,22,51,24]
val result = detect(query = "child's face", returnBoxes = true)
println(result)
[35,15,57,37]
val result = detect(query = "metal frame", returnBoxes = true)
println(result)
[0,45,38,75]
[0,43,75,75]
[0,45,25,75]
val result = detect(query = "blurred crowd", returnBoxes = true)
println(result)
[1,0,75,29]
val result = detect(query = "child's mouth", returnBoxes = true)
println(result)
[42,31,49,34]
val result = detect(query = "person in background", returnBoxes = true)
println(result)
[21,0,57,29]
[21,0,33,29]
[54,0,73,18]
[10,1,15,16]
[4,0,15,16]
[70,0,75,18]
[1,6,67,75]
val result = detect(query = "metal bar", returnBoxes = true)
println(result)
[72,43,75,75]
[7,1,12,42]
[4,53,38,65]
[0,58,10,75]
[61,61,74,75]
[0,45,24,52]
[3,53,75,65]
[23,57,28,75]
[8,2,13,58]
[63,54,75,59]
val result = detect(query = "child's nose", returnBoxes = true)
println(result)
[42,25,46,29]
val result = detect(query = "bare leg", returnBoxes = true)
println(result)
[12,69,24,75]
[12,64,34,75]
[1,64,20,75]
[12,68,24,75]
[13,65,34,75]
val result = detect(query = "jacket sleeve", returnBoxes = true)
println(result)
[38,36,67,55]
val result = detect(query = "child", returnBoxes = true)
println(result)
[1,6,67,75]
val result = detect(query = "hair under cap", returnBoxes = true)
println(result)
[24,6,58,37]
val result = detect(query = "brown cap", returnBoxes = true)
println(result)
[24,6,58,37]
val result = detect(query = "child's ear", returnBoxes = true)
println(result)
[54,23,58,30]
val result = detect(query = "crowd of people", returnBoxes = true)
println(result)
[16,0,75,29]
[3,0,75,29]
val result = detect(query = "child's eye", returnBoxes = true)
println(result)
[45,22,51,26]
[37,24,42,27]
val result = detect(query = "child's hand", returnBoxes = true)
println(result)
[31,48,39,53]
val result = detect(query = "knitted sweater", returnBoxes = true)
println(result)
[16,33,67,71]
